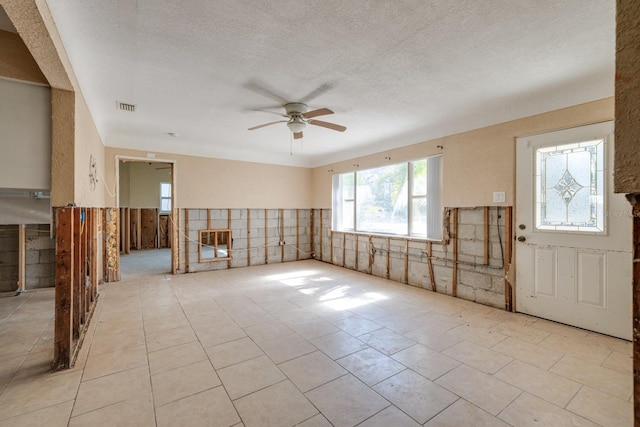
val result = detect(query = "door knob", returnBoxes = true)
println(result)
[517,236,526,242]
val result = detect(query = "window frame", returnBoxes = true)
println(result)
[332,155,442,240]
[160,182,172,213]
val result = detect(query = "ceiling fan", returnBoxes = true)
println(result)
[248,102,346,139]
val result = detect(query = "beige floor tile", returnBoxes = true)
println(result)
[357,328,415,355]
[195,321,247,348]
[279,351,347,392]
[332,316,382,336]
[244,319,294,343]
[152,359,221,406]
[0,370,82,420]
[539,333,612,365]
[447,324,508,348]
[82,345,148,381]
[491,336,563,370]
[495,360,581,407]
[306,374,389,427]
[89,329,145,356]
[156,386,240,427]
[259,333,317,364]
[73,366,150,416]
[288,319,340,340]
[585,332,632,355]
[148,340,207,374]
[218,355,286,399]
[206,337,264,369]
[499,392,599,427]
[143,312,190,335]
[336,347,406,386]
[550,355,632,400]
[374,370,458,424]
[404,327,464,352]
[1,400,73,427]
[602,350,632,374]
[392,344,459,380]
[310,330,369,360]
[425,399,510,427]
[566,386,633,427]
[146,325,197,353]
[69,394,155,427]
[443,340,512,374]
[374,313,427,334]
[489,319,550,344]
[358,405,420,427]
[435,365,520,415]
[296,413,333,427]
[530,319,590,339]
[234,380,318,427]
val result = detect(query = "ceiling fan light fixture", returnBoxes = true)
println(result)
[287,119,306,133]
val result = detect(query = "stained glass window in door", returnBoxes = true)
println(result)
[535,139,604,232]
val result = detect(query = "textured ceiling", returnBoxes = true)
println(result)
[43,0,615,167]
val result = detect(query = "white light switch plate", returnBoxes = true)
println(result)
[493,191,506,203]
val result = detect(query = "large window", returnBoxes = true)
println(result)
[332,155,442,239]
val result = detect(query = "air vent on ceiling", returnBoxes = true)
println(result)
[117,101,136,112]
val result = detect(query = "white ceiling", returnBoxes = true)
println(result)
[43,0,615,168]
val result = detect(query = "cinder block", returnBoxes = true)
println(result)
[475,288,503,308]
[459,269,492,290]
[456,283,476,301]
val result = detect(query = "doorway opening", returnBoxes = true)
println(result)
[117,157,176,278]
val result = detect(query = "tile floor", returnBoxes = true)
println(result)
[0,255,633,426]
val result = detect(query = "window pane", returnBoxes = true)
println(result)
[411,197,427,235]
[343,200,354,230]
[161,198,171,211]
[412,159,427,196]
[356,163,408,235]
[343,172,354,199]
[535,139,604,232]
[160,183,171,198]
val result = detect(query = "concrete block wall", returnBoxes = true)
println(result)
[177,208,313,274]
[0,224,54,292]
[313,207,509,310]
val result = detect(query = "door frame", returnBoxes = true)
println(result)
[115,155,178,274]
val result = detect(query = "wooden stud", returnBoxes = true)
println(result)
[228,209,232,269]
[207,209,211,229]
[310,209,315,258]
[427,242,436,291]
[368,236,374,275]
[484,206,490,265]
[81,208,88,326]
[136,209,142,250]
[53,207,74,370]
[386,237,390,279]
[504,206,514,311]
[280,208,285,263]
[404,239,409,284]
[452,208,458,297]
[355,234,359,271]
[247,209,251,266]
[17,224,26,293]
[73,208,81,339]
[185,209,190,273]
[265,209,269,264]
[330,227,334,264]
[626,194,640,425]
[90,209,98,301]
[342,233,346,267]
[296,209,300,261]
[319,209,323,262]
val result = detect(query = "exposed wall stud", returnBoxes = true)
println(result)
[247,209,251,266]
[504,206,513,311]
[228,208,232,268]
[368,236,374,275]
[427,241,436,291]
[355,234,359,271]
[386,237,390,279]
[310,209,315,258]
[17,224,26,294]
[185,209,190,273]
[404,239,409,284]
[484,206,490,265]
[296,209,300,261]
[265,209,268,264]
[319,209,323,261]
[452,208,458,297]
[53,207,73,370]
[280,208,285,263]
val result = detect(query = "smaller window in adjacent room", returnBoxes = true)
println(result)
[160,182,172,212]
[332,155,442,240]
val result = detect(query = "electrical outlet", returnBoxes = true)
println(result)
[493,191,506,203]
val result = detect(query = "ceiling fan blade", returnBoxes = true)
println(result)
[303,108,334,119]
[294,131,303,139]
[248,108,288,118]
[244,81,289,104]
[299,83,333,104]
[308,119,346,132]
[248,120,287,131]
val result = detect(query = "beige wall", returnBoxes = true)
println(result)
[120,161,171,208]
[0,29,47,85]
[614,0,640,193]
[105,147,313,209]
[312,98,614,208]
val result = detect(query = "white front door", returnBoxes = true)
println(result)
[515,121,632,340]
